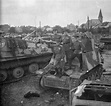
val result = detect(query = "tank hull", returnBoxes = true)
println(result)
[0,52,53,84]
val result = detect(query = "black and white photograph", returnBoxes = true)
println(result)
[0,0,111,106]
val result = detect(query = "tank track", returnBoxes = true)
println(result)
[0,53,53,84]
[0,53,52,69]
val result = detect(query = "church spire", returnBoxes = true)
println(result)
[98,9,103,23]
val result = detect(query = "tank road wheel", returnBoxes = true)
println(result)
[0,71,7,82]
[13,67,24,78]
[29,63,39,74]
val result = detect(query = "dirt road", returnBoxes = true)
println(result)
[1,74,69,106]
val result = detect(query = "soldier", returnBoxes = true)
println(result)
[72,34,85,71]
[40,34,66,77]
[62,32,74,69]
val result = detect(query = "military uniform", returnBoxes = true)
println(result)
[62,34,74,69]
[43,39,65,76]
[72,36,84,70]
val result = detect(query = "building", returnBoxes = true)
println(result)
[85,9,103,29]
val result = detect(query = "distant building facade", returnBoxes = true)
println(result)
[85,9,103,29]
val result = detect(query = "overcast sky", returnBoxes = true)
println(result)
[1,0,111,27]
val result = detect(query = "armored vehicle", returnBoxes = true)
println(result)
[34,38,104,106]
[32,33,110,106]
[0,37,53,84]
[100,37,111,51]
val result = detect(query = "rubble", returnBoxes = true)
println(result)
[1,31,111,106]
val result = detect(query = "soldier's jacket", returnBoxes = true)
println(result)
[53,34,62,43]
[62,35,74,51]
[73,40,84,54]
[47,42,65,61]
[62,35,70,44]
[44,43,65,70]
[53,44,65,60]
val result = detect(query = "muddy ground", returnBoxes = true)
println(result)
[1,74,69,106]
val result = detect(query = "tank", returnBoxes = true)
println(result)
[0,34,106,106]
[39,50,103,90]
[0,37,53,84]
[100,37,111,51]
[34,35,105,106]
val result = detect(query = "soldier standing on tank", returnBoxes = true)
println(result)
[39,33,66,77]
[62,32,74,69]
[72,34,85,71]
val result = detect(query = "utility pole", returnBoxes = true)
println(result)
[39,21,42,36]
[34,16,37,36]
[87,16,89,31]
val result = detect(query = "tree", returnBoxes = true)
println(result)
[21,26,32,34]
[9,27,16,33]
[63,27,71,33]
[15,27,23,34]
[79,24,86,32]
[53,25,63,33]
[0,24,10,33]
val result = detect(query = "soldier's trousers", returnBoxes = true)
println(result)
[65,50,74,69]
[72,53,82,70]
